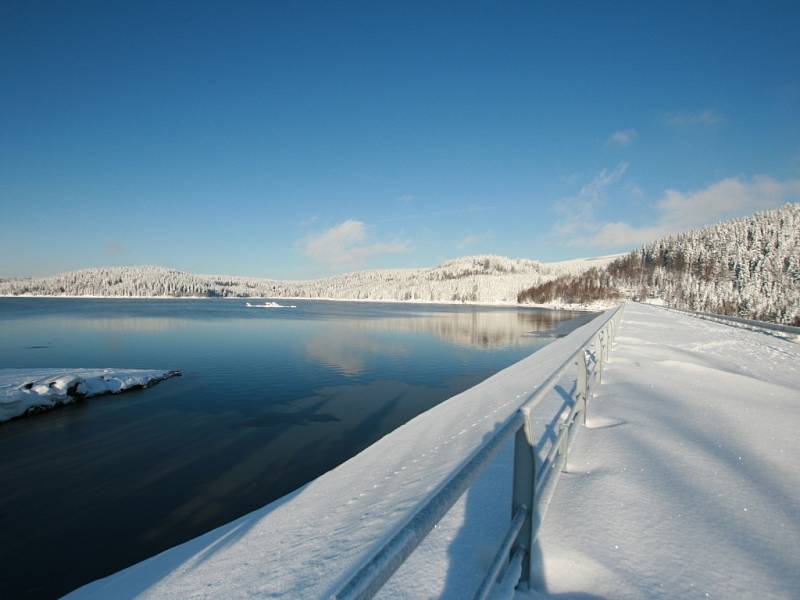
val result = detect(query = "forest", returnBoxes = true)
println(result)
[517,204,799,324]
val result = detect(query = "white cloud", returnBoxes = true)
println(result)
[589,175,800,247]
[398,194,415,204]
[457,232,493,249]
[607,129,638,146]
[590,222,662,247]
[665,109,725,126]
[625,181,644,199]
[553,162,628,236]
[302,220,409,268]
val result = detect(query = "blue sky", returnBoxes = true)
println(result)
[2,1,799,278]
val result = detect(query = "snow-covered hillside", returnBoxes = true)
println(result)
[611,203,800,324]
[518,204,800,324]
[0,255,620,304]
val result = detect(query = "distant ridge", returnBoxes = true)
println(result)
[0,255,621,304]
[6,205,797,323]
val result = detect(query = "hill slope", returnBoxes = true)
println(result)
[0,255,620,304]
[519,203,800,324]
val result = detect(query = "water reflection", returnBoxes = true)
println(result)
[339,309,578,348]
[305,331,410,376]
[0,298,594,599]
[303,308,588,375]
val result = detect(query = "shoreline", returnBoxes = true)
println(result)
[0,294,611,313]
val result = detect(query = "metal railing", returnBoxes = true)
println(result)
[649,303,800,340]
[332,304,625,600]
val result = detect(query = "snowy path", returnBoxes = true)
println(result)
[529,303,800,599]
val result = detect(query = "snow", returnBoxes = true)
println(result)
[245,301,296,308]
[0,368,180,422]
[63,308,618,599]
[0,254,623,305]
[63,303,799,599]
[524,302,800,599]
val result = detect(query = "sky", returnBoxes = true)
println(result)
[1,1,799,279]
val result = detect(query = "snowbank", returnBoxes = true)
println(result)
[0,369,180,423]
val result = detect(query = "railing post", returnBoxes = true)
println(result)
[575,351,589,426]
[511,407,536,589]
[597,330,605,384]
[558,411,569,473]
[576,354,588,425]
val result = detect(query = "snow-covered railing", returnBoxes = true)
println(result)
[332,305,624,600]
[650,304,800,341]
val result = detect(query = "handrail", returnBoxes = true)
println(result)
[331,303,625,599]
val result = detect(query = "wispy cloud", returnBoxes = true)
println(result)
[398,194,415,204]
[607,129,638,146]
[299,215,319,228]
[104,240,124,256]
[301,220,409,268]
[665,109,725,126]
[590,175,800,247]
[457,231,493,249]
[553,162,629,237]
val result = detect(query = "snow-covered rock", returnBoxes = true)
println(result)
[0,368,180,422]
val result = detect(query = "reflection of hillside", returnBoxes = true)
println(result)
[349,310,574,349]
[304,333,410,376]
[34,316,188,333]
[304,311,582,378]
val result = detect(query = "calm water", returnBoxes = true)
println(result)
[0,298,594,598]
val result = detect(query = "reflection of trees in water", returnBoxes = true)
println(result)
[305,310,583,375]
[304,334,410,376]
[54,317,187,332]
[337,310,575,348]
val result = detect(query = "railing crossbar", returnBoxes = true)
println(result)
[332,411,524,600]
[472,505,528,600]
[331,304,625,600]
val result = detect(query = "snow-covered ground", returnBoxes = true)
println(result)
[0,368,180,422]
[63,304,799,599]
[528,303,800,599]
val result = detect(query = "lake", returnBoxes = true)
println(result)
[0,298,595,598]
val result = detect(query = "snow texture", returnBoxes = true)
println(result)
[64,303,799,599]
[525,302,800,599]
[245,301,296,308]
[0,254,622,305]
[0,369,180,423]
[610,203,800,324]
